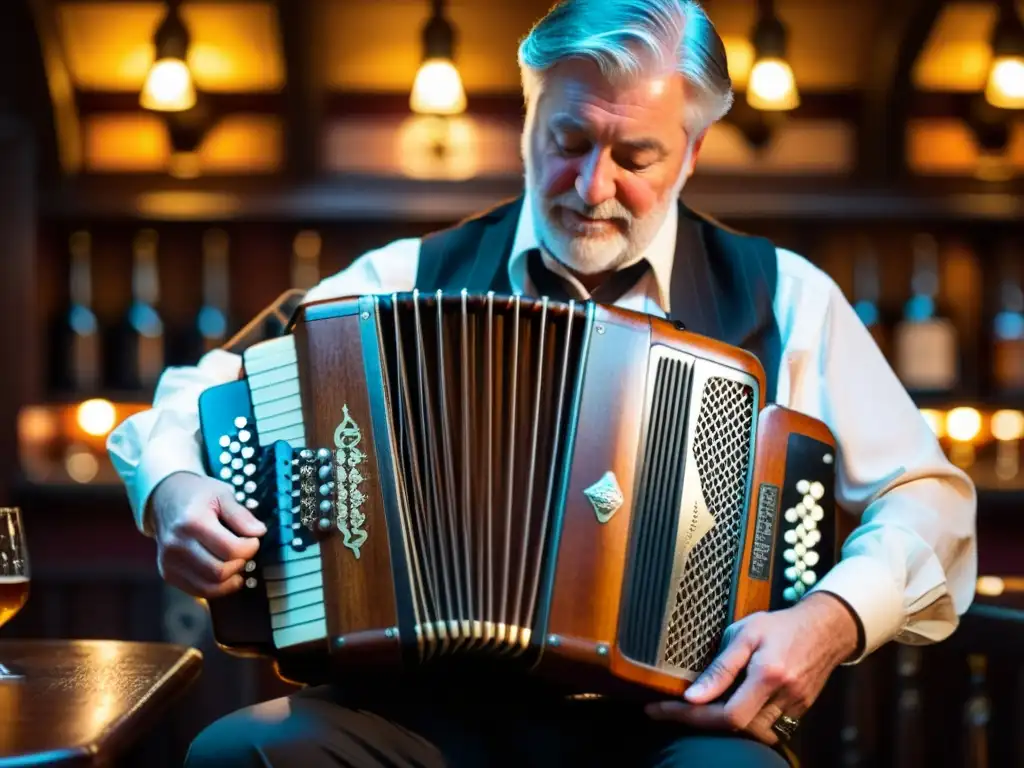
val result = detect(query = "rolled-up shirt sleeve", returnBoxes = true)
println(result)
[777,250,978,662]
[106,238,421,536]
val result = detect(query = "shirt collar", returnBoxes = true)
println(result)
[507,188,679,312]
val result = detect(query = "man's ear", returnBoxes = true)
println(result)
[685,131,708,177]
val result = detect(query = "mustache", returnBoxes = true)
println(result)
[548,192,633,223]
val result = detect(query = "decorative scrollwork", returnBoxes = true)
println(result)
[334,405,368,558]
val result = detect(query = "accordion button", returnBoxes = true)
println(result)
[783,549,797,564]
[784,508,798,524]
[804,551,820,567]
[219,435,231,448]
[783,530,797,545]
[802,494,815,509]
[795,524,806,540]
[244,561,256,572]
[234,417,248,429]
[230,441,241,454]
[245,577,257,589]
[803,518,817,532]
[241,446,256,460]
[245,499,259,510]
[793,581,806,596]
[810,505,824,522]
[219,468,232,481]
[238,429,252,444]
[784,566,799,582]
[783,587,798,602]
[794,543,807,557]
[809,481,825,500]
[801,570,818,586]
[796,479,810,494]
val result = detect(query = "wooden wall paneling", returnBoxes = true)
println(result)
[0,117,38,505]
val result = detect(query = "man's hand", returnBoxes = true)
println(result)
[645,592,860,745]
[149,472,267,599]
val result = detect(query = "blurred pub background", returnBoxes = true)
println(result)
[1,0,1023,765]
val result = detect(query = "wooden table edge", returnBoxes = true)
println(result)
[23,644,204,768]
[93,645,205,765]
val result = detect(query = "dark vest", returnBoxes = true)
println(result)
[415,195,782,402]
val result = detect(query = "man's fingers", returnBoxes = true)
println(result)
[216,491,267,539]
[187,513,261,564]
[684,627,757,703]
[718,652,780,731]
[165,565,244,599]
[167,536,249,585]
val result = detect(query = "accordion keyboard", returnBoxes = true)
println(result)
[243,337,328,649]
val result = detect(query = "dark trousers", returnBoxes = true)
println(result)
[184,665,790,768]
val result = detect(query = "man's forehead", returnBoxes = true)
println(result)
[540,59,685,116]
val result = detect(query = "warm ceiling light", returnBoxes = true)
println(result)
[986,0,1024,109]
[946,407,983,443]
[747,9,800,112]
[141,1,196,112]
[410,0,466,116]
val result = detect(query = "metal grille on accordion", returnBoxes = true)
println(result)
[196,290,840,698]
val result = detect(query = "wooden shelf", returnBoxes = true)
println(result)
[38,173,1024,224]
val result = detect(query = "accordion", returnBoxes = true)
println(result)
[198,291,843,697]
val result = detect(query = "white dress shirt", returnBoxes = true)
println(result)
[106,190,977,665]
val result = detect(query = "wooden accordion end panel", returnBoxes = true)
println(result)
[196,291,843,696]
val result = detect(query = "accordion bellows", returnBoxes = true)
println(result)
[198,291,842,697]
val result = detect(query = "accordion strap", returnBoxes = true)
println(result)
[221,288,307,356]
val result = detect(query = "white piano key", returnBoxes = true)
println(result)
[258,408,307,435]
[264,570,323,599]
[269,586,324,613]
[254,395,304,420]
[249,377,301,405]
[273,618,327,649]
[244,336,296,367]
[259,425,306,448]
[249,364,300,389]
[264,557,322,580]
[271,602,326,630]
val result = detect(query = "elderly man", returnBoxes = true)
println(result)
[107,1,976,766]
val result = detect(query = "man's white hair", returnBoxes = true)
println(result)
[517,0,733,136]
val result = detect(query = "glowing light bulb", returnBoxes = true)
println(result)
[747,57,800,111]
[410,59,466,116]
[986,55,1024,109]
[141,58,196,112]
[76,398,117,437]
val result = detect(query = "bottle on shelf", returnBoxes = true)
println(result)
[892,233,960,395]
[851,236,889,360]
[53,230,101,394]
[188,227,232,361]
[117,228,165,392]
[291,229,322,291]
[991,243,1024,394]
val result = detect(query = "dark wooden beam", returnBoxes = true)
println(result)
[27,0,82,176]
[859,0,947,182]
[76,90,284,115]
[276,0,323,181]
[37,172,1024,224]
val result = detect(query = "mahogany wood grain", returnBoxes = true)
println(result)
[294,305,400,661]
[540,307,651,667]
[649,314,769,411]
[0,640,202,767]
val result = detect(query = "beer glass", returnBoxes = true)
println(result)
[0,508,28,680]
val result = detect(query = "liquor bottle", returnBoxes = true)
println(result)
[991,244,1024,393]
[851,237,889,359]
[291,229,321,291]
[120,228,165,391]
[188,227,232,360]
[893,234,959,394]
[54,230,101,393]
